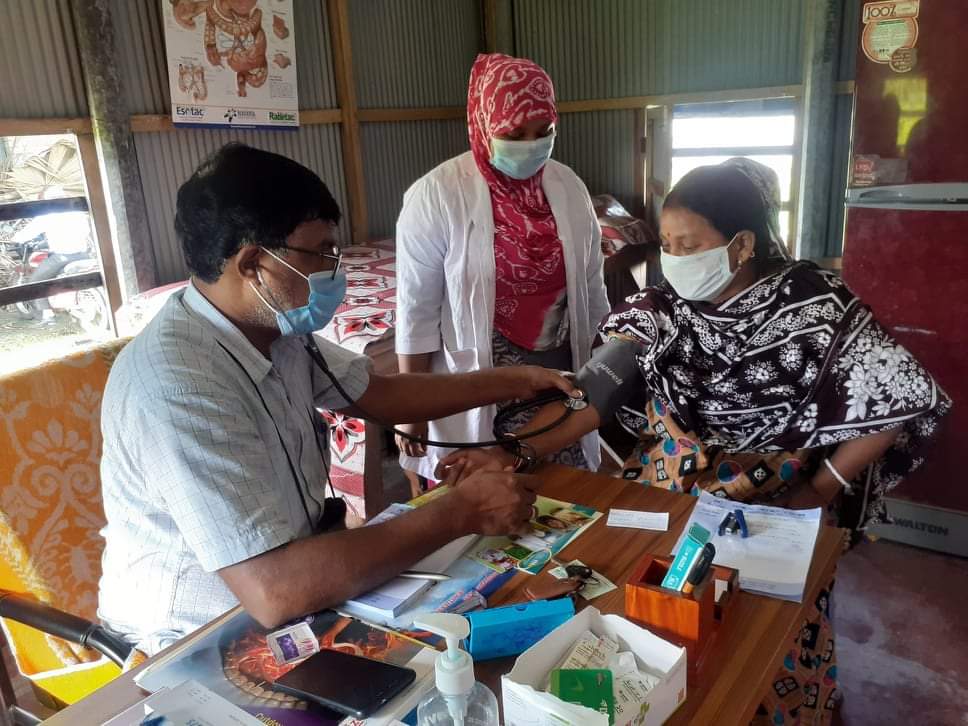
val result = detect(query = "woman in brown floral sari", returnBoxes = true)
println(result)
[440,159,950,725]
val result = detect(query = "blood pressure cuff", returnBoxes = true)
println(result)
[573,337,645,421]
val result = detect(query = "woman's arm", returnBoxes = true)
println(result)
[395,353,432,456]
[346,366,580,426]
[394,179,447,455]
[438,337,645,476]
[809,426,903,502]
[436,403,603,475]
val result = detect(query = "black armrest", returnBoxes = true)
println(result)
[0,590,131,667]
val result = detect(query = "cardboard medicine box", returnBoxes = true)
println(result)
[502,607,687,725]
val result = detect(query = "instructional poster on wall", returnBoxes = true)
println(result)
[163,0,299,129]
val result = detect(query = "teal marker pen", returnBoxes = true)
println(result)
[662,522,711,591]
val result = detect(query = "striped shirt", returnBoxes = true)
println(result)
[97,283,370,654]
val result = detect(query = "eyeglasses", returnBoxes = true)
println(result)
[280,243,343,279]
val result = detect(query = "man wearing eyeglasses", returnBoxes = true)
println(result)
[97,144,575,655]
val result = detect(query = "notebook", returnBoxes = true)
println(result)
[342,503,478,620]
[343,577,432,619]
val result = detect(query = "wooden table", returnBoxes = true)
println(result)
[47,465,843,725]
[478,466,843,725]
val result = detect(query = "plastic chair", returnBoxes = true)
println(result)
[0,591,132,725]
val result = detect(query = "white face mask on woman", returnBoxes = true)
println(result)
[490,133,556,180]
[660,235,741,302]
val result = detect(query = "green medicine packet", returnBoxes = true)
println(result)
[549,668,615,724]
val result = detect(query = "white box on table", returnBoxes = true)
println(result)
[502,607,687,726]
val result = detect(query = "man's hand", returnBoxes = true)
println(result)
[510,366,581,401]
[395,421,428,458]
[436,447,516,483]
[448,467,538,535]
[219,464,537,627]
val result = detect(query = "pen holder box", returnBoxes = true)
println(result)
[624,554,738,685]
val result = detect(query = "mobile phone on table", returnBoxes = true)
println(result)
[273,648,416,719]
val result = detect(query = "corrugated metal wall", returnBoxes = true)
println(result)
[294,0,340,109]
[350,0,482,238]
[507,0,808,226]
[350,0,481,108]
[137,126,348,284]
[0,0,88,117]
[361,109,638,239]
[513,0,805,101]
[554,110,637,212]
[362,120,468,239]
[6,0,853,284]
[112,0,168,115]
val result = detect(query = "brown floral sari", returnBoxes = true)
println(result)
[600,260,949,725]
[603,261,949,531]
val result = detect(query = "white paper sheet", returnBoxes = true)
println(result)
[607,509,669,531]
[144,680,263,725]
[672,491,822,602]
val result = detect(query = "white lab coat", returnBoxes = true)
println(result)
[394,151,611,479]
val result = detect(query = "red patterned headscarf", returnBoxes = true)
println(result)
[467,53,566,350]
[467,53,559,204]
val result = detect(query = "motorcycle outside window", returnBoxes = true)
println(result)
[0,134,114,375]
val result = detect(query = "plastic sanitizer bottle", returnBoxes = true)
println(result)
[414,613,499,726]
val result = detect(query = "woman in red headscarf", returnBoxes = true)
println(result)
[394,53,610,483]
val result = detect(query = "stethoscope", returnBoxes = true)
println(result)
[300,335,588,468]
[253,264,588,462]
[215,331,585,533]
[217,340,342,532]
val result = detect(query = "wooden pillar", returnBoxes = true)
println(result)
[483,0,498,52]
[70,0,157,297]
[326,0,368,244]
[76,133,123,322]
[795,0,844,260]
[483,0,515,55]
[633,107,647,218]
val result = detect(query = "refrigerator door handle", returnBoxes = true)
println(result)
[846,183,968,210]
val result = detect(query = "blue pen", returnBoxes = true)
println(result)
[140,717,168,726]
[733,509,749,538]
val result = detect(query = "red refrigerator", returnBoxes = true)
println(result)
[842,0,968,555]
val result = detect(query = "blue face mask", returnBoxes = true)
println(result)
[490,133,556,180]
[252,249,347,336]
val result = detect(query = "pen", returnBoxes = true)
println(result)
[399,570,451,581]
[681,543,716,596]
